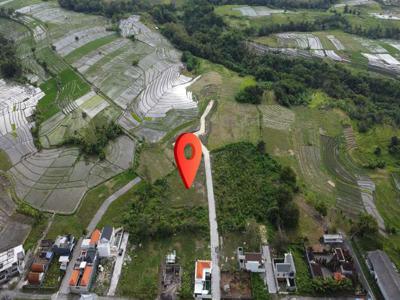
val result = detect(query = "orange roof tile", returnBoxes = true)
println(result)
[69,269,80,286]
[196,260,211,279]
[334,272,345,281]
[90,229,101,245]
[81,266,93,287]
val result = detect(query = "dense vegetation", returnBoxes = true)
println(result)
[213,142,299,232]
[0,33,22,80]
[156,0,400,131]
[235,84,264,104]
[65,121,122,159]
[123,179,209,243]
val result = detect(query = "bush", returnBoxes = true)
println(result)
[235,85,264,105]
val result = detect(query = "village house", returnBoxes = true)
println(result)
[236,247,265,273]
[27,240,54,286]
[69,229,100,294]
[323,234,343,244]
[52,234,75,256]
[367,250,400,300]
[0,245,25,285]
[305,239,356,286]
[194,260,212,299]
[69,247,98,294]
[273,252,296,293]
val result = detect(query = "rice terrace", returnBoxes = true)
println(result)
[0,0,400,299]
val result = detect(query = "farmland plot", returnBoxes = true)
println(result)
[321,136,384,228]
[39,92,117,148]
[327,35,345,50]
[260,105,295,131]
[277,33,323,50]
[248,41,344,62]
[53,27,114,57]
[362,53,400,73]
[321,135,365,216]
[0,18,47,82]
[334,0,376,7]
[9,136,135,213]
[232,6,285,17]
[355,37,387,53]
[370,12,400,20]
[0,80,44,165]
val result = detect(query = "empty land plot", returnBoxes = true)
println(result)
[9,136,135,213]
[208,101,260,150]
[260,105,295,131]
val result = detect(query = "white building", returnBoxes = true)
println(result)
[97,226,114,257]
[323,234,343,244]
[273,252,297,293]
[237,247,265,273]
[0,245,25,284]
[194,260,212,299]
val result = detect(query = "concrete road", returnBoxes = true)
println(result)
[107,232,129,296]
[194,100,220,300]
[262,245,277,293]
[344,239,375,300]
[202,145,221,300]
[59,178,141,296]
[87,177,141,233]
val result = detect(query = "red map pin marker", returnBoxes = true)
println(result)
[174,133,202,189]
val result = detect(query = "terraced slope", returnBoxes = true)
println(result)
[9,136,135,213]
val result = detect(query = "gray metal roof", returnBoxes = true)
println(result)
[101,226,113,241]
[367,250,400,300]
[276,263,291,273]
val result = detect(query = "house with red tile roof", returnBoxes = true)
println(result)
[194,260,212,299]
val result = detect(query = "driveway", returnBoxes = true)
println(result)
[107,232,129,296]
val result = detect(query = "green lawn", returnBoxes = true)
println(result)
[65,34,119,63]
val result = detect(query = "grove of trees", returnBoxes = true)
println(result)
[0,33,22,80]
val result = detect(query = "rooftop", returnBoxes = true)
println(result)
[196,260,212,280]
[367,250,400,300]
[101,226,113,241]
[90,229,101,245]
[244,253,263,263]
[0,245,24,272]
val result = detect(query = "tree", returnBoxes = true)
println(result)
[389,136,400,156]
[315,200,328,217]
[235,85,264,104]
[1,62,19,78]
[352,213,378,237]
